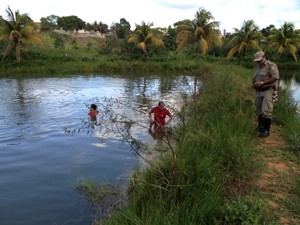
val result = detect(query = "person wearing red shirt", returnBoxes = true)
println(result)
[148,101,173,131]
[88,104,99,121]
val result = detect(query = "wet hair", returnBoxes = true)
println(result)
[90,104,97,110]
[158,101,164,106]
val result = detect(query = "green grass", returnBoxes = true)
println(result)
[92,64,268,225]
[94,63,300,225]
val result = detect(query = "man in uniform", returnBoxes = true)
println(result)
[252,51,279,137]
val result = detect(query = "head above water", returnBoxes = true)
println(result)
[158,101,165,110]
[158,101,165,106]
[90,104,97,110]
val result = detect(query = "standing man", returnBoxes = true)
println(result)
[252,51,279,137]
[148,101,173,131]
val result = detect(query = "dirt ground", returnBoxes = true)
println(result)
[254,127,300,225]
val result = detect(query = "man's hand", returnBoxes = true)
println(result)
[253,81,264,88]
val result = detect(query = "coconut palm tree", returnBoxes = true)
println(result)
[266,22,300,61]
[0,6,41,63]
[226,20,264,59]
[127,21,164,55]
[176,8,222,55]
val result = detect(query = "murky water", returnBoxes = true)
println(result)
[0,74,201,225]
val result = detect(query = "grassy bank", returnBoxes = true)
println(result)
[83,63,299,225]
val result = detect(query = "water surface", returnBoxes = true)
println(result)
[0,74,200,225]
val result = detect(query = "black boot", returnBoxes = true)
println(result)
[264,118,271,133]
[257,115,264,133]
[259,118,271,138]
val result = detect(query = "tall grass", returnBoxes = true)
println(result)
[97,64,264,225]
[273,88,300,156]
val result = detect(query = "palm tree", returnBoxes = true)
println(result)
[0,6,41,63]
[127,21,164,55]
[176,8,222,55]
[226,20,264,59]
[266,22,300,61]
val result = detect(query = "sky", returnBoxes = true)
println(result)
[1,0,300,33]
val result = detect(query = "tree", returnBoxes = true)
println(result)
[40,15,59,33]
[162,26,178,51]
[266,22,300,61]
[226,20,263,59]
[127,21,164,55]
[0,6,41,63]
[261,24,276,38]
[175,8,222,56]
[85,21,109,34]
[111,18,131,39]
[97,22,109,35]
[57,16,85,32]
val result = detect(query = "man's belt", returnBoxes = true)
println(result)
[257,86,273,92]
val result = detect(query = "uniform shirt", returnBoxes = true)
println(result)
[253,60,279,89]
[150,106,171,126]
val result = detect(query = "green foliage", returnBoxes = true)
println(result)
[40,15,59,32]
[0,6,41,63]
[57,15,85,31]
[97,36,120,56]
[176,7,222,56]
[287,177,300,214]
[87,41,92,49]
[50,32,65,49]
[111,18,131,39]
[76,179,120,208]
[222,196,268,225]
[266,22,300,61]
[119,40,146,61]
[162,27,178,51]
[272,88,300,155]
[226,20,263,59]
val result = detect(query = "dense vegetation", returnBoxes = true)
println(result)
[0,6,300,71]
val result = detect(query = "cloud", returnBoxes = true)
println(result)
[0,0,299,31]
[157,0,198,9]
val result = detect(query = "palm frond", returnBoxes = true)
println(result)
[226,46,240,59]
[199,37,208,54]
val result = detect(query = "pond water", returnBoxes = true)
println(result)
[0,74,201,225]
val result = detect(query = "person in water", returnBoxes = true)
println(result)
[148,101,173,131]
[88,104,99,121]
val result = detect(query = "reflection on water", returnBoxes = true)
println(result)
[279,76,300,114]
[0,74,202,225]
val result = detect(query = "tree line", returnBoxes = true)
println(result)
[0,6,300,63]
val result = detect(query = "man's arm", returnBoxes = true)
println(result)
[253,77,278,88]
[148,110,153,124]
[165,113,173,125]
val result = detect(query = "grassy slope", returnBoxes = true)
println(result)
[96,63,300,225]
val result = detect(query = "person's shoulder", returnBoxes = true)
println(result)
[266,60,279,75]
[150,106,158,111]
[265,60,278,69]
[163,108,171,113]
[266,60,278,67]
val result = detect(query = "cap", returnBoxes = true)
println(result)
[254,51,265,62]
